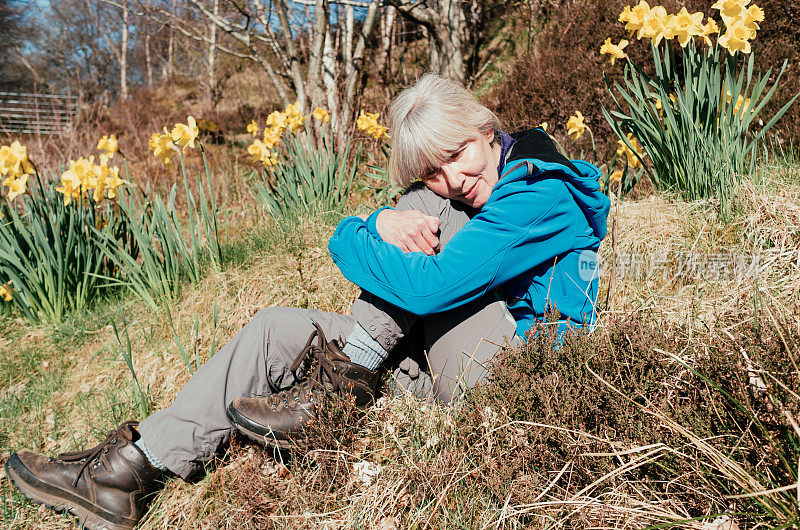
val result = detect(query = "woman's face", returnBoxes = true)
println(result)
[421,131,502,209]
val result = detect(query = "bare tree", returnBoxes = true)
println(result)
[385,0,499,84]
[384,0,466,82]
[145,0,380,137]
[89,0,131,99]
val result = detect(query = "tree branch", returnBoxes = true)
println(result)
[383,0,439,28]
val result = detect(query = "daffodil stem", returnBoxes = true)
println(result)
[199,143,222,266]
[585,125,598,163]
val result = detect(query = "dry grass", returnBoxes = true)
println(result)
[0,160,798,528]
[601,165,800,327]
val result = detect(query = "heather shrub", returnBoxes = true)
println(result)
[475,306,800,524]
[217,305,799,527]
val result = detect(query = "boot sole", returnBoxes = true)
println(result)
[5,454,139,530]
[225,403,298,451]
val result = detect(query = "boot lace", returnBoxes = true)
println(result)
[264,323,347,409]
[57,420,138,487]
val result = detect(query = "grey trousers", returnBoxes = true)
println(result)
[139,185,519,479]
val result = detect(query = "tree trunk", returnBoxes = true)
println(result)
[322,26,339,129]
[337,0,379,145]
[145,31,153,89]
[120,0,128,99]
[207,0,218,111]
[305,0,329,112]
[378,6,395,81]
[435,0,465,83]
[167,0,176,79]
[344,4,354,78]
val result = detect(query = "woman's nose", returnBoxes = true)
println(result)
[441,163,465,191]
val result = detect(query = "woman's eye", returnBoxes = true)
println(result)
[449,149,465,161]
[421,169,440,181]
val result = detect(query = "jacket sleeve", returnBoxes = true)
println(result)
[328,176,578,315]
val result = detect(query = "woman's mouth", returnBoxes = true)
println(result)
[461,180,480,201]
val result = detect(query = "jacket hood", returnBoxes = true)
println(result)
[501,128,611,240]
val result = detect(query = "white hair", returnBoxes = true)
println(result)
[388,74,501,187]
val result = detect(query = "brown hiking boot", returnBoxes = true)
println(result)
[5,421,164,530]
[226,323,381,449]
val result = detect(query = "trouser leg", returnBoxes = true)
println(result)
[351,183,475,347]
[138,307,355,479]
[423,295,520,404]
[386,293,519,403]
[350,183,474,352]
[351,185,519,403]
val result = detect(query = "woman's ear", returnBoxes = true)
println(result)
[485,129,497,145]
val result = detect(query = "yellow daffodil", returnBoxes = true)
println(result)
[726,90,753,114]
[711,0,749,26]
[247,139,280,167]
[149,129,177,165]
[610,169,623,183]
[616,133,644,168]
[56,166,83,205]
[248,139,268,163]
[64,156,98,195]
[284,101,307,132]
[356,110,378,131]
[638,5,671,44]
[286,113,306,133]
[735,95,752,114]
[669,8,704,46]
[743,4,764,38]
[87,155,110,202]
[97,134,118,158]
[566,111,587,139]
[91,175,106,202]
[600,38,628,65]
[312,107,330,124]
[266,111,287,137]
[171,116,199,150]
[356,111,388,140]
[0,141,34,178]
[697,18,720,45]
[623,1,651,33]
[285,101,302,117]
[718,19,752,54]
[104,166,124,199]
[370,123,388,141]
[263,128,281,149]
[262,151,279,167]
[7,174,28,201]
[0,282,12,302]
[619,5,632,23]
[653,97,665,118]
[247,120,259,136]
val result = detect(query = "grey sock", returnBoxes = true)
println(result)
[135,437,168,471]
[342,323,389,371]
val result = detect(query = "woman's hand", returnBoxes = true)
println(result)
[376,209,440,255]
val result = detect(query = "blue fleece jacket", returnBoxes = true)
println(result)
[328,128,611,340]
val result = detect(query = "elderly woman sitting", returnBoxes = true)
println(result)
[5,74,610,530]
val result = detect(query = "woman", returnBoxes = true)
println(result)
[5,74,609,530]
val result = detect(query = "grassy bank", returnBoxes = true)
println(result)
[1,157,798,528]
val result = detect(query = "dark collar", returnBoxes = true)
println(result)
[507,127,583,177]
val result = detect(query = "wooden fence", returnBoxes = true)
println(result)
[0,92,79,135]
